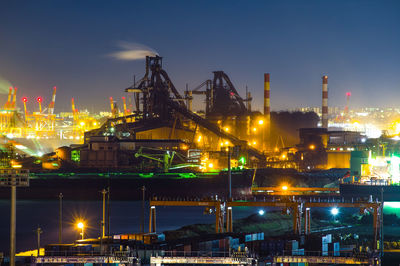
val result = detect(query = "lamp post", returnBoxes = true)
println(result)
[58,193,63,243]
[36,226,42,256]
[141,186,146,234]
[331,207,339,222]
[77,222,84,240]
[228,147,231,199]
[101,189,107,238]
[0,168,29,266]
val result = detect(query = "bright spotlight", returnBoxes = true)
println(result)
[258,209,265,216]
[331,207,339,216]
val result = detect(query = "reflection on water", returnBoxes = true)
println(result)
[0,200,256,252]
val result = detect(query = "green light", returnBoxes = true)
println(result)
[71,150,80,162]
[139,173,154,178]
[239,156,246,165]
[178,173,197,179]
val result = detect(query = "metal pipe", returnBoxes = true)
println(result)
[322,75,328,129]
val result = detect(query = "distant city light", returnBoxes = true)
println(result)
[15,145,27,150]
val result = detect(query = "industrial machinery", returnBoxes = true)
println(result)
[121,56,265,162]
[81,56,266,171]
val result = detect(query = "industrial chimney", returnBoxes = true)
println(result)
[322,75,328,129]
[264,73,271,150]
[264,73,270,117]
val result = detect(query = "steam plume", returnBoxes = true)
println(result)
[0,76,13,94]
[109,42,158,60]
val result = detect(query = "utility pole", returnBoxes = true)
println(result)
[10,184,16,265]
[107,186,110,239]
[58,193,63,243]
[101,189,107,238]
[228,147,232,199]
[0,168,29,266]
[36,226,42,256]
[381,187,384,258]
[141,186,146,233]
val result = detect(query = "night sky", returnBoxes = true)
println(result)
[0,0,399,112]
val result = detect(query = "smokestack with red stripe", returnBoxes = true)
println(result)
[264,73,271,150]
[48,86,57,114]
[322,75,328,129]
[264,74,270,117]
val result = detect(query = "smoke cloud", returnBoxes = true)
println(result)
[109,42,158,60]
[0,76,13,94]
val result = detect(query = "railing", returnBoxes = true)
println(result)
[155,251,233,258]
[151,195,379,204]
[341,177,400,186]
[151,251,254,265]
[43,250,132,257]
[281,249,378,259]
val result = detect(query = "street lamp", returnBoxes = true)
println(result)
[77,222,84,240]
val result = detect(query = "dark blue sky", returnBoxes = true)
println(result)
[0,0,399,112]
